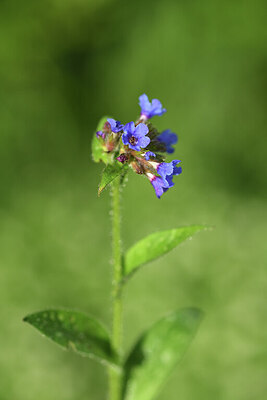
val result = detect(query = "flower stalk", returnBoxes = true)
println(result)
[109,176,123,400]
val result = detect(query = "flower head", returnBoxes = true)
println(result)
[94,94,182,199]
[139,94,166,119]
[157,130,178,154]
[107,118,124,133]
[122,122,150,151]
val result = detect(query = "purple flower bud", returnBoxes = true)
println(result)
[117,154,128,163]
[157,129,178,153]
[139,94,166,119]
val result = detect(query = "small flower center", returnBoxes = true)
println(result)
[129,136,137,145]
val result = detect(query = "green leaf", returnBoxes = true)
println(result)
[98,163,128,196]
[91,116,111,164]
[23,309,119,367]
[123,307,203,400]
[123,225,208,279]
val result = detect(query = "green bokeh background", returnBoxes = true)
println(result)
[0,0,266,399]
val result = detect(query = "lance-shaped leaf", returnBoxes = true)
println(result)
[98,163,128,196]
[92,116,111,164]
[23,309,119,367]
[123,225,207,279]
[123,307,203,400]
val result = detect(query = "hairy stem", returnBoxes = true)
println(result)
[109,177,123,400]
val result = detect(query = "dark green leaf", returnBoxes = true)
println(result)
[123,308,203,400]
[23,309,119,367]
[91,116,111,164]
[123,225,208,279]
[98,163,128,196]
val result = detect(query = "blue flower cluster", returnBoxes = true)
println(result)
[96,94,182,198]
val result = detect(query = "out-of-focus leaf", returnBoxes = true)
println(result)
[123,225,208,279]
[23,309,119,367]
[123,307,203,400]
[91,116,111,164]
[98,163,128,196]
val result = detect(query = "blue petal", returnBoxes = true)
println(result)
[151,99,162,112]
[172,160,182,175]
[157,162,174,184]
[107,118,116,131]
[151,98,166,117]
[164,161,182,187]
[123,121,135,135]
[107,118,124,133]
[158,162,173,175]
[173,166,182,175]
[139,94,150,114]
[129,143,139,151]
[134,123,149,138]
[122,132,131,146]
[158,130,178,153]
[165,174,174,188]
[137,135,150,149]
[172,159,181,166]
[158,129,178,145]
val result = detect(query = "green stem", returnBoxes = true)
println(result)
[109,177,123,400]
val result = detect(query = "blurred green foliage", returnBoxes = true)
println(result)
[0,0,266,399]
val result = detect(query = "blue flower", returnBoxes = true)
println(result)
[139,94,166,119]
[107,118,124,133]
[157,129,178,153]
[147,174,169,199]
[148,161,174,185]
[122,121,150,151]
[146,159,182,198]
[144,151,156,160]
